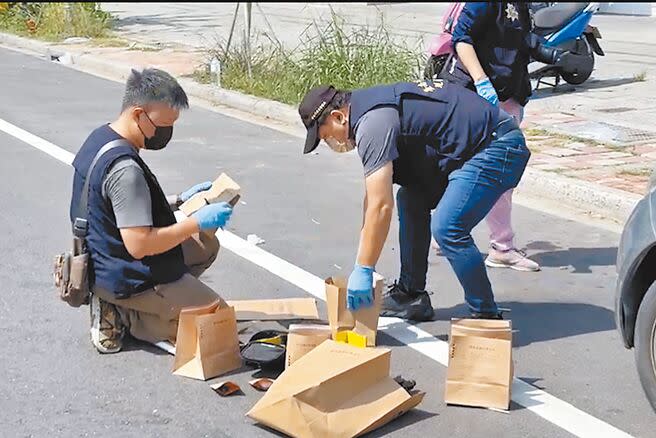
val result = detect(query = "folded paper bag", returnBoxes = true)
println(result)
[285,324,332,367]
[172,302,242,381]
[325,274,383,347]
[444,318,513,411]
[247,340,425,438]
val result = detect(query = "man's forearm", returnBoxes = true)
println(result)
[356,202,393,267]
[130,218,199,259]
[455,42,487,82]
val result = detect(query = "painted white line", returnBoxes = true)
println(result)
[0,118,74,165]
[153,341,176,355]
[0,118,633,438]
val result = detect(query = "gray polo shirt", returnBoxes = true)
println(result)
[354,106,400,177]
[101,157,153,228]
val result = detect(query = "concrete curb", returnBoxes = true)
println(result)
[180,79,304,129]
[0,32,642,226]
[516,168,640,225]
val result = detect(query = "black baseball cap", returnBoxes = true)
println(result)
[298,85,338,154]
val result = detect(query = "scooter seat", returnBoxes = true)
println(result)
[533,2,587,31]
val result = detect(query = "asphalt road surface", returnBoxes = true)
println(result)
[0,47,653,438]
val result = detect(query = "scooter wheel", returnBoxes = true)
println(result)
[561,52,594,85]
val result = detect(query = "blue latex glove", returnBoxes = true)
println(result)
[347,264,375,311]
[180,181,212,202]
[192,202,233,230]
[474,77,499,106]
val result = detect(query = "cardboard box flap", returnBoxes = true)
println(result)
[203,173,240,202]
[226,298,319,321]
[179,173,241,216]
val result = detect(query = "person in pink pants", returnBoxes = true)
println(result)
[440,2,540,272]
[484,98,539,272]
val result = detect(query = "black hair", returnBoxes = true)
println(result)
[121,68,189,112]
[316,90,352,125]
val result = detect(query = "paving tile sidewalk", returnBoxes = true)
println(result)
[521,111,654,195]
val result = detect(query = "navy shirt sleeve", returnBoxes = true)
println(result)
[451,2,493,46]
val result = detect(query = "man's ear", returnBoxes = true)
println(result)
[330,109,347,125]
[125,106,142,123]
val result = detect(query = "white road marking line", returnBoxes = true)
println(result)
[0,118,74,165]
[0,118,633,438]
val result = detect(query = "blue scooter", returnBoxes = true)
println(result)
[529,2,605,87]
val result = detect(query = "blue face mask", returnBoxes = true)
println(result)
[139,112,173,150]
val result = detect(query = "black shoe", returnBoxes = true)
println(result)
[380,281,434,322]
[469,310,504,320]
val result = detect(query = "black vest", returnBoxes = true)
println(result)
[350,81,499,208]
[448,2,533,105]
[70,130,186,298]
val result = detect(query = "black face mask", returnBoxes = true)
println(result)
[139,112,173,150]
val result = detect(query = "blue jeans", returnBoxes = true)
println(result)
[397,128,530,313]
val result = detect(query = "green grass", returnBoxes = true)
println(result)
[199,10,424,105]
[0,3,113,42]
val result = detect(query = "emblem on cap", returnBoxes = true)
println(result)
[311,101,328,121]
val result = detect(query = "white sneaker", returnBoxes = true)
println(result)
[485,247,541,272]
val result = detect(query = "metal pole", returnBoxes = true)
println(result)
[225,2,241,55]
[244,2,253,79]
